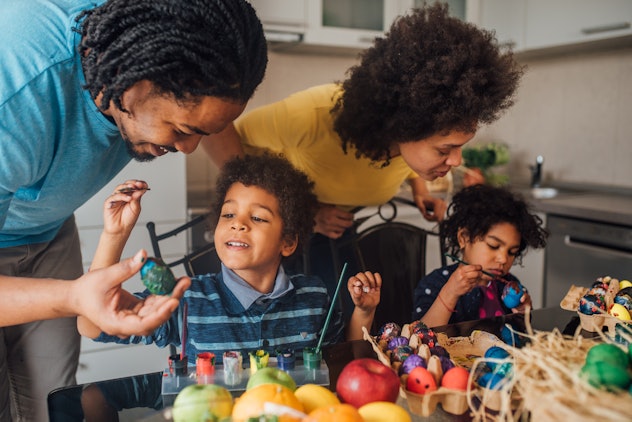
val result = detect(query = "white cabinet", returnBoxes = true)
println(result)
[469,0,632,54]
[74,153,187,383]
[303,0,403,50]
[467,0,526,51]
[249,0,410,51]
[525,0,632,50]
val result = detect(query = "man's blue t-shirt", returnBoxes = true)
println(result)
[0,0,131,247]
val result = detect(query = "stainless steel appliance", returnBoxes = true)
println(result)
[544,215,632,307]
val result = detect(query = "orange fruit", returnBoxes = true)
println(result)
[232,384,304,422]
[304,403,364,422]
[294,384,340,413]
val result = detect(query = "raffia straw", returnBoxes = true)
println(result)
[466,307,632,421]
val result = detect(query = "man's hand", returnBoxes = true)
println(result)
[74,250,190,337]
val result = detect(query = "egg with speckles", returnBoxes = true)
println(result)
[140,257,176,295]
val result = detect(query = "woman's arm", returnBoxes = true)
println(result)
[409,177,447,222]
[200,124,245,168]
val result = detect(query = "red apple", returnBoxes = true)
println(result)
[335,358,400,408]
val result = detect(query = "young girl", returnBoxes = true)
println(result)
[412,184,548,327]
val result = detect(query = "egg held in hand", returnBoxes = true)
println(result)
[140,257,176,295]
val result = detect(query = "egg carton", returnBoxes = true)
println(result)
[363,327,508,416]
[560,280,631,333]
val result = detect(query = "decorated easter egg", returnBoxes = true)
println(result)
[501,283,525,309]
[484,346,512,375]
[585,343,630,369]
[429,345,450,358]
[399,354,426,375]
[609,303,632,321]
[578,294,606,315]
[580,361,632,391]
[408,320,437,348]
[438,356,455,373]
[377,322,401,341]
[392,345,414,363]
[478,372,506,390]
[387,336,409,351]
[619,279,632,290]
[501,324,524,348]
[406,367,437,395]
[441,366,470,391]
[140,257,177,295]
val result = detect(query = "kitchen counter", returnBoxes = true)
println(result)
[529,191,632,227]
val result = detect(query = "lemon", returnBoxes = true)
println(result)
[358,401,412,422]
[294,384,340,413]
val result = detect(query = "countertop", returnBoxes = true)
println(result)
[515,180,632,227]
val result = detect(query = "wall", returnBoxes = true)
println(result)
[186,45,632,202]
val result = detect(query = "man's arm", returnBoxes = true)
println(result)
[0,250,190,336]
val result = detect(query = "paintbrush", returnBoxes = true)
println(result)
[315,262,348,354]
[117,186,151,194]
[444,253,510,285]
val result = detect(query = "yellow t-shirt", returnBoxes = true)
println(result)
[235,84,418,209]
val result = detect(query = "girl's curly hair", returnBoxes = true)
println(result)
[332,2,524,164]
[77,0,267,112]
[441,185,548,265]
[212,154,318,249]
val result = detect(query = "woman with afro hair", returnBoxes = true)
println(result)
[203,2,524,320]
[412,184,548,327]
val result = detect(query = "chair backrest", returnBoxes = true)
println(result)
[330,198,446,331]
[146,213,221,277]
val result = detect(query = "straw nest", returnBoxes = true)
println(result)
[468,308,632,422]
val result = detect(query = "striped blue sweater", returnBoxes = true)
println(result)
[94,269,345,365]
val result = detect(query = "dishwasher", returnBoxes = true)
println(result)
[543,215,632,307]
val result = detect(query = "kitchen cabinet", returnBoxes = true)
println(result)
[74,153,187,383]
[249,0,466,52]
[469,0,632,54]
[524,0,632,51]
[467,0,526,51]
[249,0,404,50]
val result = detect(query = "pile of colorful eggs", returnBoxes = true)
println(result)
[578,276,632,321]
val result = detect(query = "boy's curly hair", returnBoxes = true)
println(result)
[332,2,524,164]
[212,154,318,249]
[441,185,548,265]
[77,0,267,112]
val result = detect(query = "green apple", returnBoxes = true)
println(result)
[172,384,233,422]
[246,367,297,391]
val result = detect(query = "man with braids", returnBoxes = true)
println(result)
[203,3,524,321]
[0,0,266,419]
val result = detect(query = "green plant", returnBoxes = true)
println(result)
[461,143,510,186]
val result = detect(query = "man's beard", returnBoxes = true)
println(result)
[124,139,156,162]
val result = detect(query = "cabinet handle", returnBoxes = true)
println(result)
[581,22,630,35]
[357,36,376,44]
[564,235,632,259]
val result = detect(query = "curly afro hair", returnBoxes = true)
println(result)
[332,2,524,164]
[77,0,267,112]
[441,185,548,265]
[212,154,318,249]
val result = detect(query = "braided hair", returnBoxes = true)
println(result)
[77,0,267,112]
[332,2,523,164]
